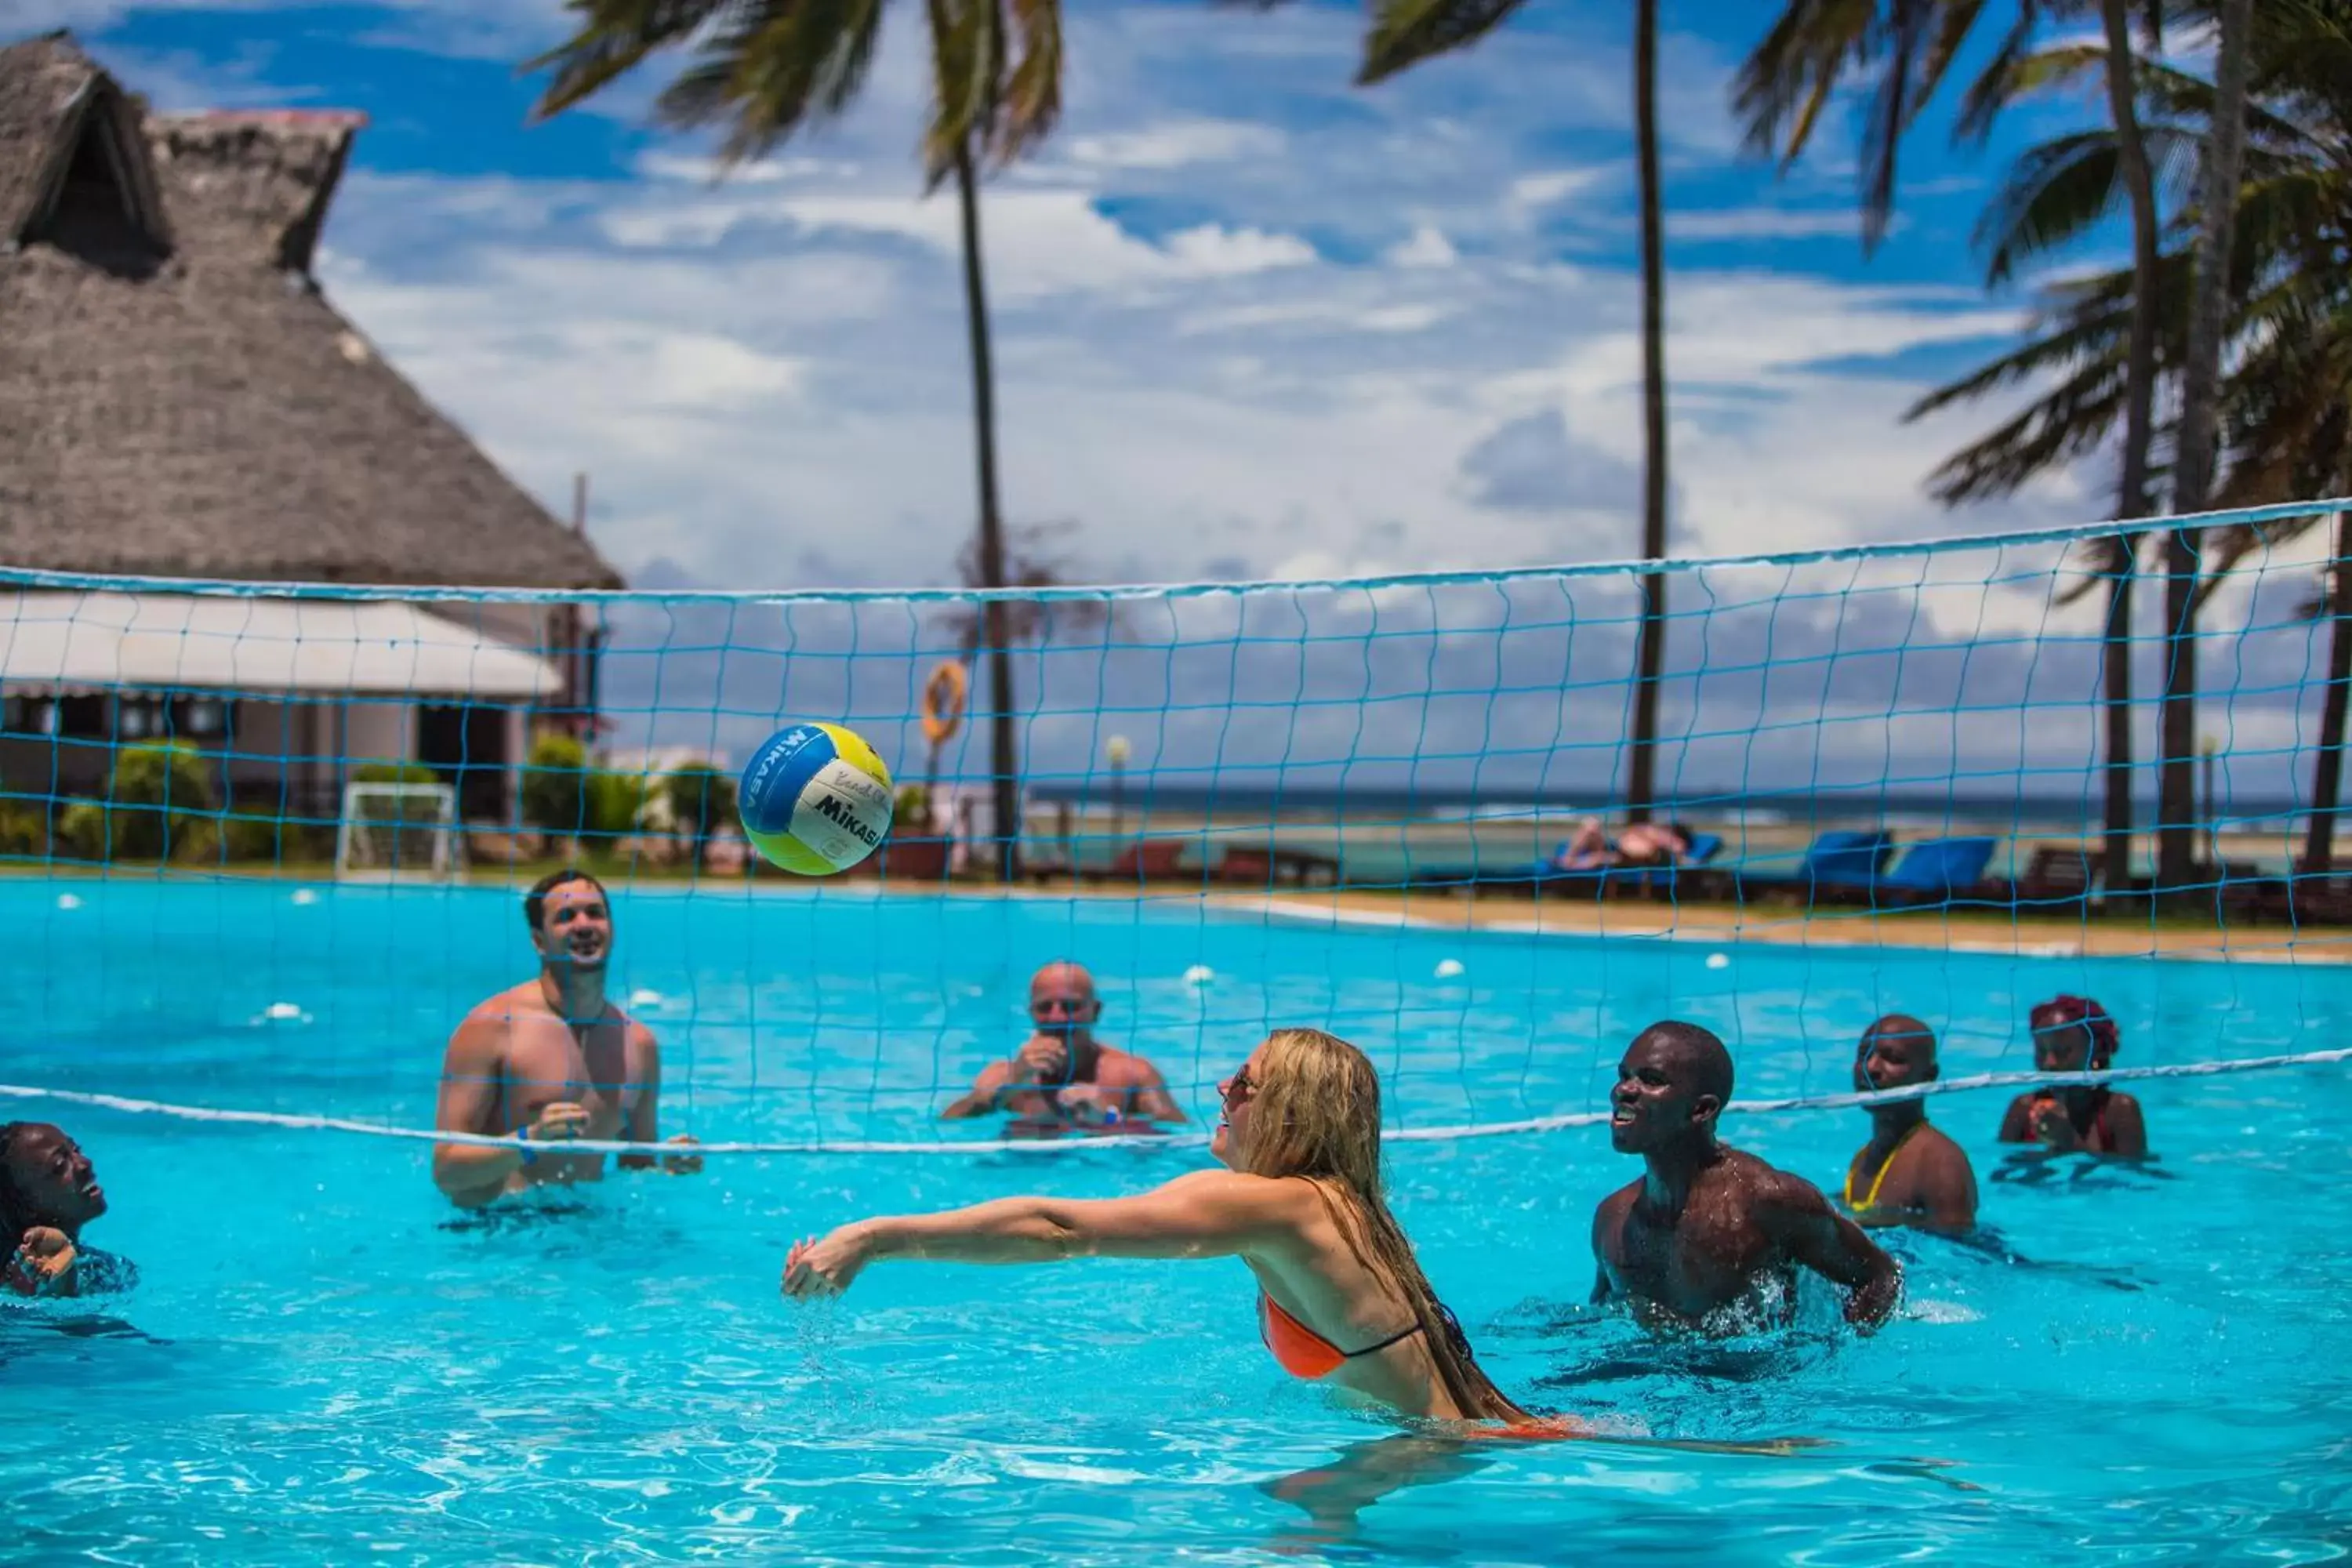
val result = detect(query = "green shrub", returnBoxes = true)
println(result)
[662,763,735,854]
[520,732,590,836]
[223,811,292,862]
[107,741,216,860]
[0,800,45,857]
[585,769,650,841]
[351,760,442,786]
[55,800,107,862]
[892,783,932,832]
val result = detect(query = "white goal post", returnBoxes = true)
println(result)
[335,781,463,881]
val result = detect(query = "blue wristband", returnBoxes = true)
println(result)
[517,1125,537,1167]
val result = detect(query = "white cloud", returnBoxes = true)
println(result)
[1508,167,1615,217]
[1065,119,1285,170]
[1671,206,1884,241]
[1387,225,1459,269]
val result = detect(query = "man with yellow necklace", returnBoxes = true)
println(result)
[1841,1015,1977,1232]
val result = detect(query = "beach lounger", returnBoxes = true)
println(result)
[1214,844,1341,888]
[1073,837,1192,885]
[1871,836,1998,908]
[1621,832,1726,901]
[1411,831,1722,900]
[2009,844,2103,909]
[2253,866,2352,924]
[1733,830,1895,905]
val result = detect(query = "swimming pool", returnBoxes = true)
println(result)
[5,880,2350,1564]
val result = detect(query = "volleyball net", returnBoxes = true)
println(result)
[2,501,2349,1152]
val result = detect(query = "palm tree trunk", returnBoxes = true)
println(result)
[2100,552,2136,905]
[953,136,1022,883]
[1624,0,1668,827]
[2158,0,2254,898]
[2305,510,2352,874]
[2097,0,2161,909]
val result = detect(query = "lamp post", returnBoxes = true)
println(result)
[1106,735,1131,844]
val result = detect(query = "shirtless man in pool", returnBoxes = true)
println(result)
[940,961,1184,1131]
[1591,1021,1902,1334]
[431,869,701,1208]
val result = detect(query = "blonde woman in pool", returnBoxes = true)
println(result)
[786,1026,1535,1425]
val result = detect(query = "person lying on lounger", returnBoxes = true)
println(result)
[1555,818,1693,872]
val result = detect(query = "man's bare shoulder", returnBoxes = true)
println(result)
[463,982,549,1029]
[1095,1044,1166,1084]
[1592,1178,1642,1230]
[1724,1147,1835,1214]
[1914,1124,1973,1166]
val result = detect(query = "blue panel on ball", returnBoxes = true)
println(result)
[737,724,838,835]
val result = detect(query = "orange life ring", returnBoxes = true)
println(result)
[920,659,969,745]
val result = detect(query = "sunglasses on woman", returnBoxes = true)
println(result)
[1221,1065,1258,1111]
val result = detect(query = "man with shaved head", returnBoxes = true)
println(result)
[1591,1020,1901,1333]
[1841,1014,1977,1232]
[941,961,1185,1131]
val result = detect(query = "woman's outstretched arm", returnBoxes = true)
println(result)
[784,1169,1301,1297]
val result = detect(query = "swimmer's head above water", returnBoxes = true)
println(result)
[1610,1021,1734,1156]
[1856,1014,1940,1099]
[2029,995,2119,1075]
[522,868,613,977]
[0,1122,107,1237]
[1212,1026,1379,1184]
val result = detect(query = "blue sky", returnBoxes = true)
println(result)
[41,0,2130,597]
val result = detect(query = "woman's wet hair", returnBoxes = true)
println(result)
[1237,1028,1528,1423]
[2031,995,2121,1065]
[0,1121,40,1235]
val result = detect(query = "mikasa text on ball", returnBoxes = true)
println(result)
[736,722,895,875]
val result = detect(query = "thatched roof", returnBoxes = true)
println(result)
[0,33,621,590]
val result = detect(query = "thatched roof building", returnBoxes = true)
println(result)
[0,31,619,590]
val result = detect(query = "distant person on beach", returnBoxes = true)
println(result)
[1591,1022,1902,1333]
[1840,1015,1977,1232]
[1998,996,2148,1156]
[941,961,1185,1132]
[431,869,702,1208]
[2,1122,135,1298]
[1555,818,1691,872]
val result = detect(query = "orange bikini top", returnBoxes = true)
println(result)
[1258,1291,1425,1380]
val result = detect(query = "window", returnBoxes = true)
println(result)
[56,696,109,739]
[172,697,232,739]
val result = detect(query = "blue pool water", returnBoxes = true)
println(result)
[4,879,2350,1564]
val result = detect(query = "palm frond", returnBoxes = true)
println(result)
[1951,5,2049,145]
[993,0,1064,164]
[1857,0,1940,249]
[1358,0,1530,85]
[1732,0,1878,166]
[922,0,1000,184]
[528,0,735,119]
[934,522,1116,653]
[637,0,887,164]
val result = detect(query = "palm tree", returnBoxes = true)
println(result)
[1626,0,1668,823]
[528,0,1063,884]
[2156,0,2256,895]
[2203,275,2352,873]
[931,520,1112,818]
[1356,0,1671,820]
[1733,0,2054,255]
[1737,1,2165,906]
[1907,0,2352,878]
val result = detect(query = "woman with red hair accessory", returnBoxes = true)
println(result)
[1998,996,2149,1156]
